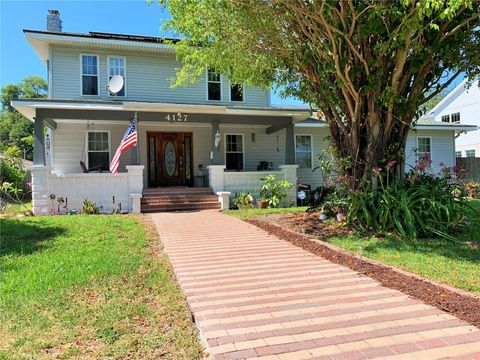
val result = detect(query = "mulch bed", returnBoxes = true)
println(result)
[247,213,480,329]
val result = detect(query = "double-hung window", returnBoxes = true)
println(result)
[230,83,244,102]
[441,115,450,123]
[417,137,432,159]
[87,131,110,171]
[108,56,126,96]
[81,55,99,95]
[207,68,222,101]
[466,149,476,158]
[451,112,460,123]
[455,151,462,158]
[295,135,312,169]
[225,134,244,170]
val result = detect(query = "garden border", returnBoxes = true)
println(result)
[247,219,480,329]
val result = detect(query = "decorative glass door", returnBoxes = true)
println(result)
[147,132,193,187]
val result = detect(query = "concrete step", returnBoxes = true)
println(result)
[141,202,220,213]
[143,187,213,197]
[142,195,219,205]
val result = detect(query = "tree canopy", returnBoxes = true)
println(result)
[0,76,47,160]
[160,0,480,186]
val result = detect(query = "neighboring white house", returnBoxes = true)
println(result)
[428,78,480,158]
[12,11,478,215]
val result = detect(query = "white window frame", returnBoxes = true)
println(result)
[86,130,111,169]
[80,54,100,96]
[224,133,245,171]
[206,68,222,101]
[107,55,127,97]
[229,82,245,102]
[451,112,460,123]
[466,149,476,158]
[455,150,462,158]
[295,134,313,169]
[416,136,432,160]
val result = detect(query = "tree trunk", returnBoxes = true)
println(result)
[324,102,409,190]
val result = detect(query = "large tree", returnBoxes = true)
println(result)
[159,0,480,187]
[0,76,47,160]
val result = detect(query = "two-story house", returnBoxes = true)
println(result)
[427,78,480,158]
[13,11,477,215]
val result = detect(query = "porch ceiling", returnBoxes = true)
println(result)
[12,99,313,129]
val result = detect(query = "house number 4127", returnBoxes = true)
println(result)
[165,112,188,122]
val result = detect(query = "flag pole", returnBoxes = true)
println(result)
[131,112,139,165]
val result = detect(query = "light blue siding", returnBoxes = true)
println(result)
[50,45,270,106]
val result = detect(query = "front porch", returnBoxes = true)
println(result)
[14,99,311,214]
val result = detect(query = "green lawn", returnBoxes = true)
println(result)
[0,215,203,359]
[227,201,480,295]
[224,206,308,220]
[2,200,32,215]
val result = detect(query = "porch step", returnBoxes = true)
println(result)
[141,187,221,212]
[142,195,219,205]
[143,187,213,197]
[141,202,221,213]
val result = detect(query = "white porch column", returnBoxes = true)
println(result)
[30,165,52,215]
[207,165,226,193]
[279,164,298,203]
[126,165,144,213]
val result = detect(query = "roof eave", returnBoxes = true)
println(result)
[11,99,312,122]
[24,30,176,63]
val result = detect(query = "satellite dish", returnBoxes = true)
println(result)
[107,75,124,95]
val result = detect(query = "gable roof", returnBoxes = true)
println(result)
[428,78,479,116]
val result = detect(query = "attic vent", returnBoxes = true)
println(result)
[47,10,62,32]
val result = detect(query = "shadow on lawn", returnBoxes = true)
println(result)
[0,219,66,257]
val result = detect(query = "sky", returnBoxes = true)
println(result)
[0,0,305,106]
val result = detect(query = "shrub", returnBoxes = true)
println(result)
[0,149,28,212]
[82,199,100,214]
[260,174,292,208]
[346,157,470,240]
[0,150,26,192]
[233,192,254,209]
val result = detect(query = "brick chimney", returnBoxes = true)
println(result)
[47,10,62,32]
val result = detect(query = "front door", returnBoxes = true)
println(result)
[147,132,193,187]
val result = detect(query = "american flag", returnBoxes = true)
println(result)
[110,114,138,175]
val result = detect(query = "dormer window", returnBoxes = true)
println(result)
[451,112,460,123]
[230,84,244,102]
[207,68,221,101]
[108,56,126,96]
[81,54,99,96]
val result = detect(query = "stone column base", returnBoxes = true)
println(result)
[130,193,142,214]
[216,191,231,210]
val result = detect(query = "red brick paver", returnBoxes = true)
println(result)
[151,210,480,360]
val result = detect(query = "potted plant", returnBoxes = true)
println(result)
[257,198,268,209]
[257,161,273,171]
[260,174,293,208]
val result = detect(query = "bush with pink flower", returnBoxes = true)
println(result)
[346,155,471,240]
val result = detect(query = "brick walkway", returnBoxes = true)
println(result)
[151,211,480,360]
